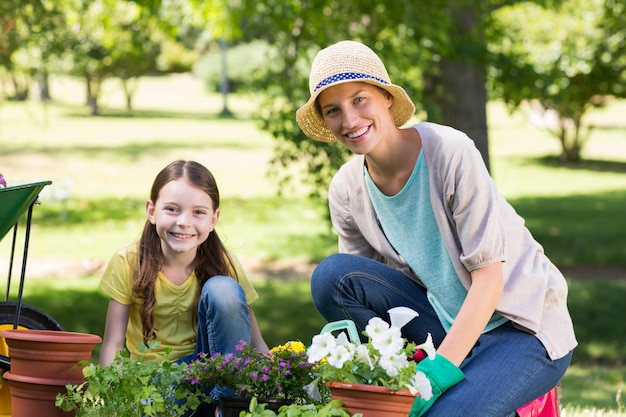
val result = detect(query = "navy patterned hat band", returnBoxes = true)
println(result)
[296,40,415,142]
[314,72,389,93]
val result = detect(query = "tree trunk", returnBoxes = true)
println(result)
[219,38,232,117]
[10,74,29,101]
[85,75,100,116]
[120,77,134,111]
[441,59,490,172]
[36,72,51,101]
[421,2,491,172]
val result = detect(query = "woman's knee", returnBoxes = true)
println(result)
[312,253,344,283]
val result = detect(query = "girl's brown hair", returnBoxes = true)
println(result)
[132,160,237,342]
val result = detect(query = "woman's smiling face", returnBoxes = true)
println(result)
[318,82,394,154]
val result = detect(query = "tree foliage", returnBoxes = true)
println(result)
[1,0,192,111]
[227,0,453,199]
[63,0,167,114]
[219,0,521,197]
[0,0,67,100]
[489,0,626,162]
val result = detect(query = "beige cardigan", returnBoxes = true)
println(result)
[328,122,577,360]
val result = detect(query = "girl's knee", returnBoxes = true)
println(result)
[200,276,246,307]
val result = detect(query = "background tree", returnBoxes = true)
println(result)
[63,0,168,115]
[190,0,246,116]
[219,0,514,199]
[110,2,173,111]
[489,0,626,162]
[230,0,448,199]
[0,0,67,101]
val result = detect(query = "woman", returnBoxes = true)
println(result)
[296,40,576,417]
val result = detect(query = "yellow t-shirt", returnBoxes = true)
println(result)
[99,242,259,361]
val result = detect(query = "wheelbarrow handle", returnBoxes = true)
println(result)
[320,320,361,345]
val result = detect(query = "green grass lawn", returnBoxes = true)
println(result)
[1,74,625,414]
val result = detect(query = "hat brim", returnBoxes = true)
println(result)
[296,79,415,142]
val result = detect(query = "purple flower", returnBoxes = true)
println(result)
[182,340,317,402]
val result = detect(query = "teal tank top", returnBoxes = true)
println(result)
[365,150,507,332]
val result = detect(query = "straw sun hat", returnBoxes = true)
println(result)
[296,40,416,142]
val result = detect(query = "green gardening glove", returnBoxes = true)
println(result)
[409,354,465,417]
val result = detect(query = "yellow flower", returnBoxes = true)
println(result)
[270,340,307,354]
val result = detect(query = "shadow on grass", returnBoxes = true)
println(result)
[536,155,626,174]
[567,280,626,366]
[251,280,327,348]
[53,101,242,121]
[509,190,626,268]
[1,138,264,160]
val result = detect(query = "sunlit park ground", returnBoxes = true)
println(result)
[1,74,625,415]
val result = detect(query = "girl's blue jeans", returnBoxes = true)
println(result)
[311,253,573,417]
[192,275,251,358]
[178,275,251,414]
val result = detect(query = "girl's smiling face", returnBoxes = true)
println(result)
[317,82,394,154]
[146,178,219,257]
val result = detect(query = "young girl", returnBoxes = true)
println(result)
[296,40,576,417]
[99,160,268,369]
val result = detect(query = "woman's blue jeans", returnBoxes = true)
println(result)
[311,253,572,417]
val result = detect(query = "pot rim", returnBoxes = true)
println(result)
[325,380,415,396]
[2,371,84,386]
[0,329,101,344]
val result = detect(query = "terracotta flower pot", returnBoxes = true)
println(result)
[326,381,417,417]
[2,372,76,417]
[0,329,101,417]
[0,329,101,381]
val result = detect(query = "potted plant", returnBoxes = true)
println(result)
[183,340,319,416]
[306,307,436,417]
[55,341,204,417]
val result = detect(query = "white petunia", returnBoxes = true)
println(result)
[327,344,354,369]
[408,371,433,400]
[415,333,436,360]
[335,331,350,346]
[388,307,419,329]
[371,326,404,356]
[354,344,375,370]
[308,333,337,363]
[378,352,409,377]
[365,317,391,344]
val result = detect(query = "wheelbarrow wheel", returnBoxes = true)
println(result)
[0,301,63,414]
[0,301,63,369]
[0,301,63,332]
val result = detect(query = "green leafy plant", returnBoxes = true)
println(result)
[183,340,318,404]
[241,397,361,417]
[55,341,205,417]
